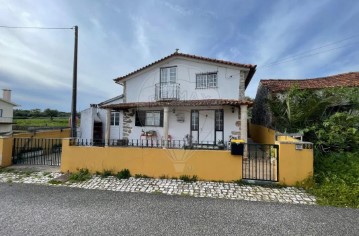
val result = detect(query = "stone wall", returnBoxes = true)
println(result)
[251,83,273,128]
[122,110,133,139]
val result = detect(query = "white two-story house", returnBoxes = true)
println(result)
[81,51,256,148]
[0,89,17,135]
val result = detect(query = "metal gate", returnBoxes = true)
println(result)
[12,138,62,166]
[242,144,279,182]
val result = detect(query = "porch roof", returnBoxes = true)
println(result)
[101,99,253,110]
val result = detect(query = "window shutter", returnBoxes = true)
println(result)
[160,110,164,127]
[135,110,146,127]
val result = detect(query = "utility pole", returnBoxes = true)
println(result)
[71,25,78,138]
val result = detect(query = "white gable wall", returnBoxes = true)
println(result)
[125,58,247,103]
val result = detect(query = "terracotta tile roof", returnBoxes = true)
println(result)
[114,52,257,88]
[261,72,359,93]
[101,99,253,110]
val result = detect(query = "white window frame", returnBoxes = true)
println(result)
[160,66,177,84]
[145,111,161,126]
[110,112,120,126]
[196,72,218,89]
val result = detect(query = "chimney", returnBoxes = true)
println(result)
[2,89,11,102]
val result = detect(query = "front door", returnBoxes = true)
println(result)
[110,112,120,139]
[199,110,215,144]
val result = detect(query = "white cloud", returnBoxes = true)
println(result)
[0,0,358,110]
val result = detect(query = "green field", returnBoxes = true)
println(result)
[14,118,70,127]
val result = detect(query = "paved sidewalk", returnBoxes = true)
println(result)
[0,169,316,205]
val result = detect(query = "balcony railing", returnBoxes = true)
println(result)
[0,117,13,123]
[155,83,180,101]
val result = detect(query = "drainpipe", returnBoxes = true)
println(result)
[163,107,169,148]
[105,109,111,146]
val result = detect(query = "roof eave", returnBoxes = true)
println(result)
[245,65,257,89]
[114,52,256,84]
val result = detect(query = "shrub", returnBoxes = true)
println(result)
[309,152,359,208]
[159,175,169,179]
[101,169,113,178]
[179,175,198,182]
[116,169,131,179]
[68,168,92,182]
[48,179,63,185]
[134,174,150,178]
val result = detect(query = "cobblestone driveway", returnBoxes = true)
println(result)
[0,170,316,205]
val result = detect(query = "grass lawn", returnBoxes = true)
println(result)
[14,118,70,127]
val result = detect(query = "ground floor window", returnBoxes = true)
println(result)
[191,110,199,131]
[111,112,120,126]
[135,110,163,127]
[215,109,224,131]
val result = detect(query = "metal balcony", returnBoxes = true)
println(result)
[155,83,180,101]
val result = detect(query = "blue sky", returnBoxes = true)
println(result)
[0,0,358,111]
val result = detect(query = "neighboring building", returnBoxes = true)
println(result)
[0,89,18,135]
[79,95,124,140]
[252,72,359,128]
[81,51,256,147]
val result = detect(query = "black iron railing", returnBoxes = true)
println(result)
[155,83,180,101]
[12,138,62,166]
[242,143,279,182]
[70,139,228,150]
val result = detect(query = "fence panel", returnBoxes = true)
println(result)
[12,138,62,166]
[242,144,279,182]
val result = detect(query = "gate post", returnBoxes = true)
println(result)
[0,137,14,167]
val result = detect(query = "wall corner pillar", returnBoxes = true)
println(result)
[240,104,248,143]
[163,107,169,148]
[105,109,111,146]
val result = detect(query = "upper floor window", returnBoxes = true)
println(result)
[196,72,218,89]
[160,66,177,84]
[110,112,120,126]
[0,109,2,117]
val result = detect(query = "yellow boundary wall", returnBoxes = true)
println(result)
[249,123,276,144]
[61,139,314,185]
[277,141,313,185]
[0,137,13,167]
[61,139,243,181]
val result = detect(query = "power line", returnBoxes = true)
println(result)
[259,41,359,70]
[0,25,74,30]
[259,34,359,68]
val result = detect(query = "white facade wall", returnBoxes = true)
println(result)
[0,101,14,134]
[126,106,240,143]
[125,58,248,103]
[80,96,124,140]
[79,108,95,140]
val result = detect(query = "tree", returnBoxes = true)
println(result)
[268,86,332,132]
[268,86,359,153]
[44,108,59,121]
[315,112,359,152]
[29,109,42,117]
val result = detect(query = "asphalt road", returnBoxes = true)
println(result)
[0,183,358,236]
